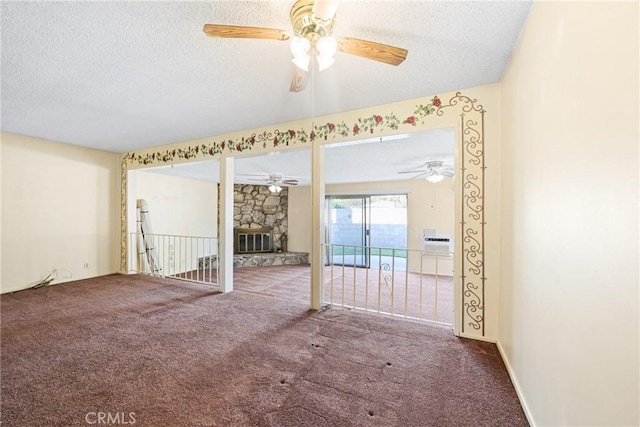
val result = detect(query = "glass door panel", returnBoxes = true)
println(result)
[327,196,369,267]
[368,195,408,271]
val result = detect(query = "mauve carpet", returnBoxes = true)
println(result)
[1,274,527,426]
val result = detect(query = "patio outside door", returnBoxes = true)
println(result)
[326,196,370,268]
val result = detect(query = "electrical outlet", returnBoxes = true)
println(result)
[83,262,89,269]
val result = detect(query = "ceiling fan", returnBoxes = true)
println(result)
[203,0,408,92]
[398,161,454,183]
[247,174,299,193]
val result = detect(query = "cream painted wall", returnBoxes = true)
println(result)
[0,138,3,289]
[133,171,218,274]
[288,178,455,274]
[499,2,639,426]
[1,132,120,293]
[287,185,312,253]
[135,171,217,237]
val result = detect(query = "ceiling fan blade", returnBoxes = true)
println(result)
[282,180,299,185]
[442,170,455,177]
[398,170,427,174]
[289,67,308,92]
[338,37,408,66]
[410,172,430,179]
[203,24,290,41]
[247,178,268,182]
[312,0,339,21]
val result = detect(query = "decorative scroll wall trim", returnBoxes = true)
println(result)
[436,93,486,335]
[119,90,486,337]
[120,159,128,273]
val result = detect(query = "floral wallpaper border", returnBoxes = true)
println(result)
[122,96,442,166]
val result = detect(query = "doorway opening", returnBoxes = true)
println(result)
[322,186,454,326]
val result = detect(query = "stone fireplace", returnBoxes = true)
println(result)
[204,184,308,269]
[233,184,287,251]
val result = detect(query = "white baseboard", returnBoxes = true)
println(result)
[496,340,536,426]
[457,332,496,343]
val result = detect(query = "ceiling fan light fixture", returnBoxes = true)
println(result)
[290,36,311,71]
[290,36,310,55]
[317,54,334,71]
[268,184,282,193]
[316,36,337,56]
[292,54,310,71]
[425,174,445,183]
[316,36,337,71]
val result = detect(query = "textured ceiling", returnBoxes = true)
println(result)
[1,1,531,153]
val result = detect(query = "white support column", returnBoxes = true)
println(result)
[310,142,325,309]
[219,156,234,293]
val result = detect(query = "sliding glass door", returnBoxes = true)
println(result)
[326,194,408,270]
[326,196,370,267]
